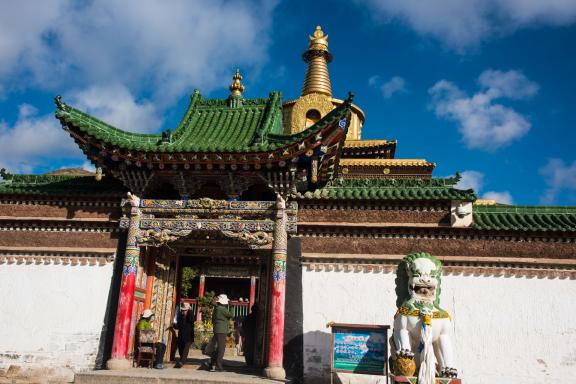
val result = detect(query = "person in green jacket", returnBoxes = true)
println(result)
[208,294,233,371]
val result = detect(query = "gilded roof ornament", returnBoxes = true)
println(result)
[308,25,329,52]
[301,25,333,97]
[229,69,245,97]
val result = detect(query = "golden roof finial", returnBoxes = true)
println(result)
[229,69,245,97]
[308,25,329,51]
[301,25,333,97]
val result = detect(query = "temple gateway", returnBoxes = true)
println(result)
[1,26,575,384]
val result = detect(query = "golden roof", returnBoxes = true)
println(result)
[474,199,497,206]
[343,140,396,148]
[339,159,436,167]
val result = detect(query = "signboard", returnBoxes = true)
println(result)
[329,323,390,379]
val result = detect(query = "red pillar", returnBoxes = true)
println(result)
[107,195,141,370]
[265,196,288,380]
[249,275,256,311]
[196,274,206,322]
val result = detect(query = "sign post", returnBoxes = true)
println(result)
[328,323,390,384]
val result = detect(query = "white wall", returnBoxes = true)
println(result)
[302,267,576,384]
[0,262,114,381]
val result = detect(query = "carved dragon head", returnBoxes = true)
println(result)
[395,252,443,309]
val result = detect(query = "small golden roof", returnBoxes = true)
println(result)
[309,25,329,51]
[474,199,497,206]
[229,69,245,96]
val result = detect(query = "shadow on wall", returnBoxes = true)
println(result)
[303,330,332,384]
[303,331,388,384]
[94,232,127,369]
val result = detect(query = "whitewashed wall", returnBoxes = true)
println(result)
[302,267,576,384]
[0,262,114,381]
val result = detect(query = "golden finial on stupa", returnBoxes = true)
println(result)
[229,69,245,97]
[301,25,333,97]
[308,25,329,51]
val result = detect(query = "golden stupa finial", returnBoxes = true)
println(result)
[229,69,245,97]
[308,25,329,51]
[301,25,333,97]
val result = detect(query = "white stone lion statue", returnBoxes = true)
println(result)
[390,252,458,383]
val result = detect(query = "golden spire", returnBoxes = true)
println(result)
[229,69,245,97]
[301,25,333,97]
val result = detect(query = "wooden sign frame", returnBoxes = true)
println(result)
[329,323,390,384]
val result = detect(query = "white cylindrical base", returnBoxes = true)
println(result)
[106,358,132,370]
[264,366,286,381]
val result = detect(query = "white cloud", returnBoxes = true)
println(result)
[482,191,513,204]
[67,85,162,133]
[478,70,539,100]
[381,76,407,98]
[456,170,484,191]
[539,159,576,204]
[429,70,537,150]
[0,104,81,173]
[368,75,381,87]
[455,170,513,204]
[369,75,407,98]
[0,0,277,103]
[358,0,576,49]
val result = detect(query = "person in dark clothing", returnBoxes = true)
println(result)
[206,294,233,372]
[242,303,260,367]
[174,302,195,368]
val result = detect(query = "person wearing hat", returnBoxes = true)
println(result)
[206,294,233,372]
[173,302,194,368]
[137,309,155,331]
[136,309,166,369]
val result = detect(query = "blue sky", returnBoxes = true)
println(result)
[0,0,575,206]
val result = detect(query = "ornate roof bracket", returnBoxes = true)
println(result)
[260,168,298,198]
[119,198,297,249]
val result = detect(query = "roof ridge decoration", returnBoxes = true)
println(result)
[229,69,245,101]
[328,174,463,189]
[473,205,576,232]
[296,174,476,201]
[0,171,126,197]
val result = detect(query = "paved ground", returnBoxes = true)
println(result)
[74,351,287,384]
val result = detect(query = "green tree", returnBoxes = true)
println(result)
[180,266,198,298]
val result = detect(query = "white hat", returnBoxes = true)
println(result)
[216,294,229,305]
[142,309,154,319]
[181,302,191,311]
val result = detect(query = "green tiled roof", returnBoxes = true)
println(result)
[56,91,353,155]
[473,205,576,232]
[55,91,289,153]
[296,176,476,201]
[0,170,126,197]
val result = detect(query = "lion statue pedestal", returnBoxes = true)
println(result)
[390,252,460,384]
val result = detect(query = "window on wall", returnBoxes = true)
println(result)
[305,109,321,129]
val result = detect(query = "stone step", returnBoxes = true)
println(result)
[74,367,286,384]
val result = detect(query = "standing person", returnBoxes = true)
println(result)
[174,302,194,368]
[208,294,233,372]
[242,303,259,367]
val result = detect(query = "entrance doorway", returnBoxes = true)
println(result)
[171,250,268,366]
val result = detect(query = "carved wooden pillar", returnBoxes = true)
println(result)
[144,247,157,309]
[249,275,257,311]
[107,194,141,370]
[264,196,288,380]
[196,274,206,322]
